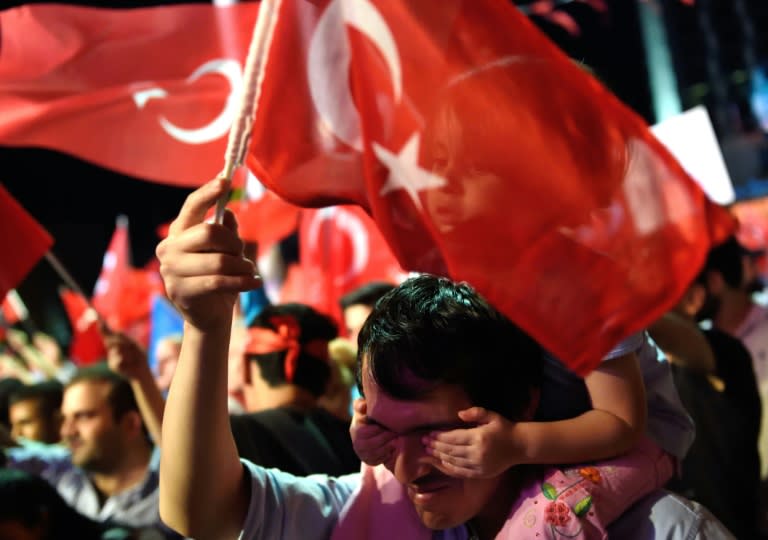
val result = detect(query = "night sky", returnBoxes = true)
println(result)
[0,0,651,342]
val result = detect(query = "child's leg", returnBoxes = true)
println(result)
[501,437,674,539]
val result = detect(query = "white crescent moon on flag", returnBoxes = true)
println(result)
[308,0,402,151]
[308,207,370,284]
[132,58,243,145]
[159,59,243,145]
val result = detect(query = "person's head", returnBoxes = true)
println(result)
[8,382,63,444]
[153,334,182,393]
[317,338,357,421]
[696,235,763,319]
[0,377,23,431]
[242,304,338,408]
[0,468,132,540]
[60,365,149,472]
[357,275,542,532]
[421,58,624,238]
[339,282,396,343]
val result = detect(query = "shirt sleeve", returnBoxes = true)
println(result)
[238,459,360,540]
[4,440,73,484]
[603,331,646,361]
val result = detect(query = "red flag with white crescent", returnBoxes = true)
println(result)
[0,3,259,187]
[246,0,734,375]
[292,205,405,320]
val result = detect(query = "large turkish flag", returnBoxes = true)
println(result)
[246,0,733,374]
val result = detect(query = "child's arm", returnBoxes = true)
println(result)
[425,352,647,478]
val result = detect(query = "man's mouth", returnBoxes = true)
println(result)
[66,439,82,450]
[408,474,453,503]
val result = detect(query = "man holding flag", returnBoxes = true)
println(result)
[155,180,732,540]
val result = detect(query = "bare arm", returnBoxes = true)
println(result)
[103,330,166,447]
[515,352,647,463]
[427,352,648,476]
[156,179,261,540]
[6,329,59,379]
[648,312,716,374]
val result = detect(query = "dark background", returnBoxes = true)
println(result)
[1,0,766,343]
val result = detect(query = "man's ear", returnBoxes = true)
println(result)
[521,387,540,421]
[121,410,144,438]
[678,283,707,317]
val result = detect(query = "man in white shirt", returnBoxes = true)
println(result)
[155,180,734,540]
[2,366,163,532]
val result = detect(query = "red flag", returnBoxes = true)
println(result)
[92,216,132,331]
[246,0,733,375]
[59,288,106,366]
[0,290,26,326]
[0,184,53,301]
[294,206,405,320]
[0,3,259,187]
[92,217,164,341]
[1,297,19,326]
[229,171,301,250]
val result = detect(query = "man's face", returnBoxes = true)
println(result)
[60,381,125,471]
[343,304,373,344]
[362,363,506,531]
[9,399,59,444]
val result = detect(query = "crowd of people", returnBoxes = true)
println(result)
[0,176,764,539]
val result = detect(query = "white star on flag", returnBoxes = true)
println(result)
[374,134,447,210]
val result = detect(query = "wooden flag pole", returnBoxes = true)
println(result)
[43,251,106,327]
[214,0,281,224]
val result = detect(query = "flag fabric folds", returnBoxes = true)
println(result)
[285,206,405,321]
[228,171,301,249]
[92,217,164,345]
[0,184,53,302]
[59,288,106,366]
[92,216,132,330]
[0,3,259,187]
[246,0,734,374]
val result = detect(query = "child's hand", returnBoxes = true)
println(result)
[423,407,520,479]
[350,398,396,466]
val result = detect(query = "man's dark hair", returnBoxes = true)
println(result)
[0,377,24,429]
[358,274,543,421]
[9,381,63,419]
[0,468,133,539]
[339,282,396,310]
[248,304,338,397]
[700,236,747,289]
[66,364,141,424]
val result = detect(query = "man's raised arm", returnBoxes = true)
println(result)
[155,178,262,540]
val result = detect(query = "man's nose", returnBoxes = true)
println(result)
[392,435,432,485]
[60,418,75,439]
